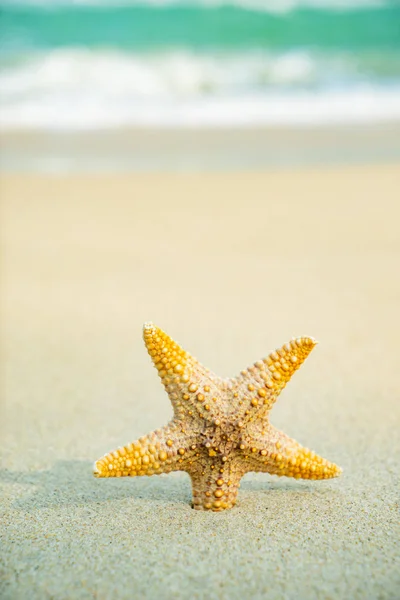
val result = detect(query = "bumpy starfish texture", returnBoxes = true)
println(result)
[94,323,342,511]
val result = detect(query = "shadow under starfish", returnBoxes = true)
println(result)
[0,462,341,517]
[0,461,190,511]
[94,323,342,512]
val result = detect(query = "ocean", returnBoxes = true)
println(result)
[1,0,400,130]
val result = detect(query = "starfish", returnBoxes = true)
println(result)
[94,322,342,511]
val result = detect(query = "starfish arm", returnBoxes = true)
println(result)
[93,421,200,478]
[242,425,342,480]
[143,322,228,423]
[231,336,317,421]
[188,457,246,512]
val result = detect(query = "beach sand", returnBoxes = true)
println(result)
[1,164,399,599]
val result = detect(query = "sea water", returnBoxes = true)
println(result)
[1,0,400,130]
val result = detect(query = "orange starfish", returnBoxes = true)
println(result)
[94,322,341,511]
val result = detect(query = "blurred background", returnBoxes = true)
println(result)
[1,0,400,170]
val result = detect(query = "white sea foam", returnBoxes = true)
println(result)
[1,49,399,130]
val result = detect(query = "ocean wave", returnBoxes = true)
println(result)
[1,49,400,129]
[2,87,400,130]
[1,48,399,97]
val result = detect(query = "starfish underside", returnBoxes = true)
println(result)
[94,323,341,511]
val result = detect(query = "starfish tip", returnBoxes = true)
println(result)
[301,336,318,347]
[93,460,103,478]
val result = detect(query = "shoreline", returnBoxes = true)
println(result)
[1,122,400,172]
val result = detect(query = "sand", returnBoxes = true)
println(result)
[1,164,399,599]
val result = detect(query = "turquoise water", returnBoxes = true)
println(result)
[2,2,399,51]
[1,0,400,129]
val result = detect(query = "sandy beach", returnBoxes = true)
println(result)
[1,164,400,599]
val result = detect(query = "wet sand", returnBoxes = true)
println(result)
[1,123,400,172]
